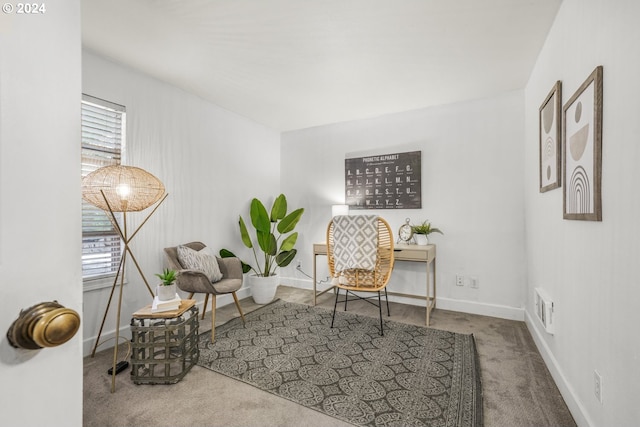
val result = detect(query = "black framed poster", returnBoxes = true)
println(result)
[345,150,421,209]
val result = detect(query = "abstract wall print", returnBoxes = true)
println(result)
[563,66,603,221]
[539,81,562,192]
[345,150,421,209]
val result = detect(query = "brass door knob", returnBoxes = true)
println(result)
[7,301,81,349]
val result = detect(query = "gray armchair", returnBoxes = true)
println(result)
[164,241,245,342]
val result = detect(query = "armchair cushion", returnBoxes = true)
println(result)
[177,245,223,283]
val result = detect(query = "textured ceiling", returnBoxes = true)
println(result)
[82,0,562,131]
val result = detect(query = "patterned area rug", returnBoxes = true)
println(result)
[197,300,483,427]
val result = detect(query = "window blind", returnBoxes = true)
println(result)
[81,95,126,280]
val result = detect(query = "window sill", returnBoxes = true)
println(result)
[83,276,127,292]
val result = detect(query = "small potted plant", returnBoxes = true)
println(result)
[411,220,443,245]
[155,268,178,301]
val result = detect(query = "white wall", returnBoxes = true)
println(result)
[281,91,527,320]
[524,0,640,426]
[81,51,281,355]
[0,3,83,426]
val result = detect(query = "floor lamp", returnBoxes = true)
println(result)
[82,165,168,393]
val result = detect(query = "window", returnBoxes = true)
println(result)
[81,94,126,284]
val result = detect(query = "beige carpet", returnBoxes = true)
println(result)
[83,286,576,427]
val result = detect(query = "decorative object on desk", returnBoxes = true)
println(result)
[563,65,603,221]
[414,234,428,245]
[223,194,304,304]
[82,164,168,393]
[198,300,482,427]
[411,220,443,245]
[155,268,178,301]
[397,217,415,244]
[539,80,562,192]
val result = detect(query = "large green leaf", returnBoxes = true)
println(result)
[270,194,287,222]
[250,198,271,233]
[239,216,253,248]
[276,249,297,267]
[219,248,236,258]
[219,248,252,273]
[277,208,304,234]
[279,232,298,252]
[257,230,277,256]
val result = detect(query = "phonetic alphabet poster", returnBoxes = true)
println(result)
[345,150,421,209]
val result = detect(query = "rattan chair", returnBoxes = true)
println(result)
[164,242,245,342]
[327,216,395,335]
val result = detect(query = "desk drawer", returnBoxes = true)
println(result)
[395,249,427,261]
[313,243,328,255]
[394,244,435,262]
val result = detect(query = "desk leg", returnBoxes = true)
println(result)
[426,260,430,327]
[313,253,317,306]
[426,257,436,327]
[433,257,437,310]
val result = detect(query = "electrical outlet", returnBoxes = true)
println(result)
[296,260,302,269]
[594,370,603,403]
[455,274,464,286]
[470,277,479,289]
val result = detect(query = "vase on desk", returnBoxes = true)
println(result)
[414,234,428,245]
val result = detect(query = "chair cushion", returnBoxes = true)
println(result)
[332,215,378,271]
[177,245,223,283]
[212,278,243,294]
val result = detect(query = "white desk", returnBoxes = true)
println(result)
[312,243,437,326]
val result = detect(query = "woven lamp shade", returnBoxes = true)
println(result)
[82,165,165,212]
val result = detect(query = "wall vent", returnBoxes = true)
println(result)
[535,287,555,335]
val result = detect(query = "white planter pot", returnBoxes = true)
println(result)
[156,283,177,301]
[248,274,279,304]
[414,234,429,245]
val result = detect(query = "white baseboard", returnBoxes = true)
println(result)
[429,296,524,321]
[525,310,592,427]
[82,287,252,357]
[282,277,524,321]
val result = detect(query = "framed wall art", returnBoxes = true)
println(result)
[562,66,603,221]
[539,81,562,192]
[345,150,421,209]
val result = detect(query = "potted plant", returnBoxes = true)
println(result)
[411,220,443,245]
[155,268,178,301]
[222,194,304,304]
